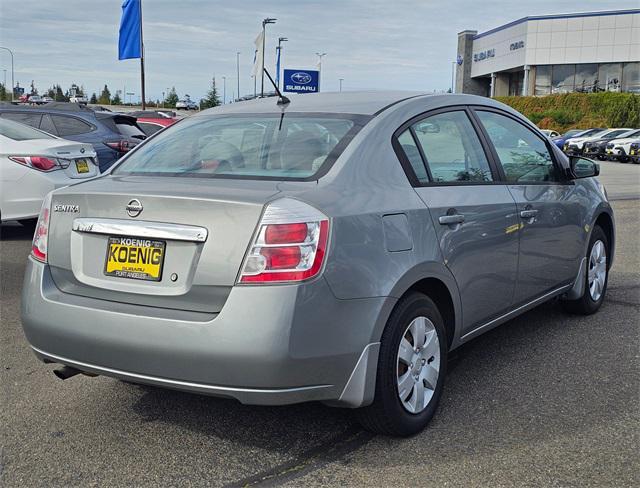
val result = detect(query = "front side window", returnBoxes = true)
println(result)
[0,117,55,140]
[477,111,559,183]
[0,112,42,128]
[114,114,365,180]
[408,111,493,183]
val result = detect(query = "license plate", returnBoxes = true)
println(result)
[75,159,90,173]
[104,236,166,281]
[631,150,636,155]
[606,149,612,154]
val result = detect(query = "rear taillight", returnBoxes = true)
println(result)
[9,156,59,171]
[31,192,52,263]
[105,140,132,153]
[239,199,330,284]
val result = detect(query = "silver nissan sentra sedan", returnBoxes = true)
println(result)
[21,92,614,436]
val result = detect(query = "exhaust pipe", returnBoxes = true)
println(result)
[53,365,82,380]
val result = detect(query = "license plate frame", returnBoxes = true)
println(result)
[104,236,166,281]
[75,159,90,173]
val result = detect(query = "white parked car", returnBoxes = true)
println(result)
[564,128,632,155]
[175,99,198,110]
[606,131,640,163]
[69,95,88,105]
[539,129,560,138]
[0,119,98,225]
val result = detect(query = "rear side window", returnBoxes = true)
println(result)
[397,130,429,184]
[1,112,42,128]
[404,111,493,183]
[114,114,366,180]
[138,122,163,136]
[51,115,93,136]
[476,111,559,183]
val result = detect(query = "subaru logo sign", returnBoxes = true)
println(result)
[283,69,320,94]
[291,72,312,84]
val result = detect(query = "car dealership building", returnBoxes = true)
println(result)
[456,9,640,97]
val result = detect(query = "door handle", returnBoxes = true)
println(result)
[439,214,465,225]
[519,209,538,219]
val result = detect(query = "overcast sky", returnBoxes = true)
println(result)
[1,0,637,102]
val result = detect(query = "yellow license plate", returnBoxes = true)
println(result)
[606,149,612,154]
[75,159,90,173]
[631,150,636,155]
[104,237,166,281]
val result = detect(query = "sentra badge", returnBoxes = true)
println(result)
[53,204,80,213]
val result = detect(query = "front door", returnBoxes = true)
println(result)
[473,109,584,303]
[396,108,520,333]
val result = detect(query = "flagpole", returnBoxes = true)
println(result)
[139,0,146,109]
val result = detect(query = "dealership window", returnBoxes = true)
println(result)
[575,64,598,93]
[534,65,551,95]
[622,63,640,94]
[508,71,524,96]
[551,65,575,93]
[598,63,622,92]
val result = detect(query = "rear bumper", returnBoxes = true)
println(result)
[21,258,392,407]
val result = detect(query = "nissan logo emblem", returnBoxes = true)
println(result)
[126,199,143,218]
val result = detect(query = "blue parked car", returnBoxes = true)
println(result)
[0,102,146,172]
[552,128,604,149]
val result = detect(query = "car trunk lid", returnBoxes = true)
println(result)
[47,176,280,313]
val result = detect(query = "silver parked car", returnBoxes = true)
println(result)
[21,92,614,436]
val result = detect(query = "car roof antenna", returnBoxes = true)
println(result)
[263,68,290,106]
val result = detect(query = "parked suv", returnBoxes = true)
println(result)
[628,141,640,164]
[0,102,146,171]
[21,93,614,437]
[604,130,640,162]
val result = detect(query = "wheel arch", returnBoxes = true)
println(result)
[593,208,615,268]
[381,262,462,351]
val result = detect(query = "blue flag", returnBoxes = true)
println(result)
[118,0,142,60]
[275,48,282,88]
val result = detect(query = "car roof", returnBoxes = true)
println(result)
[196,91,511,117]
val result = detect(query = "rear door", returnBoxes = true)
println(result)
[395,107,520,333]
[472,108,584,303]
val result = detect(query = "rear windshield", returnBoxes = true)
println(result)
[0,118,55,140]
[113,113,368,180]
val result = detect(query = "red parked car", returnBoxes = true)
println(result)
[129,110,177,136]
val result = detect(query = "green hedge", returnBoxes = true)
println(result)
[495,92,640,132]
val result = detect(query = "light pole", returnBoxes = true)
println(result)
[236,51,240,101]
[339,78,344,92]
[2,69,6,90]
[251,75,256,98]
[162,91,165,108]
[276,37,288,90]
[261,18,276,97]
[0,47,15,101]
[222,76,226,104]
[315,52,327,91]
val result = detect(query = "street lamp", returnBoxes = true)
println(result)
[261,18,277,97]
[0,46,15,101]
[339,78,344,92]
[236,52,240,101]
[315,52,327,91]
[276,37,288,90]
[222,76,226,104]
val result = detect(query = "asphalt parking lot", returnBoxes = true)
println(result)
[1,163,638,487]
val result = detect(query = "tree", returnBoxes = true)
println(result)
[98,84,111,104]
[165,87,179,108]
[111,91,122,105]
[0,83,7,101]
[45,87,56,99]
[200,77,220,109]
[90,93,98,104]
[53,85,67,101]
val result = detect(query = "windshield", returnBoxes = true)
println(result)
[603,129,630,139]
[114,113,367,180]
[0,118,55,140]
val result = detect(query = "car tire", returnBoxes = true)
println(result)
[355,292,447,437]
[18,218,38,228]
[562,225,609,315]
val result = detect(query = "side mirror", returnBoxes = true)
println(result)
[570,156,600,179]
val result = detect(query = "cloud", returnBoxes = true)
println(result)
[1,0,636,100]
